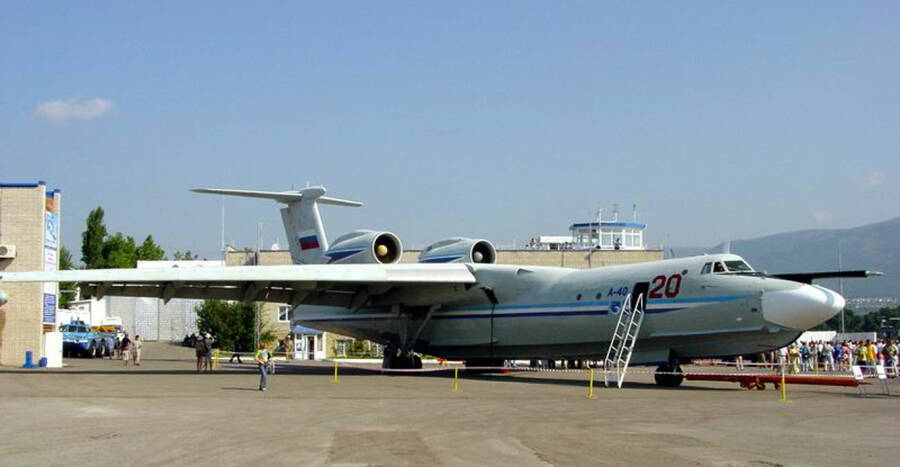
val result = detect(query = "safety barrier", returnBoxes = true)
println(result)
[317,360,898,400]
[205,353,895,398]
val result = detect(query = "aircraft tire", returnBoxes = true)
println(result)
[382,352,421,370]
[654,365,684,387]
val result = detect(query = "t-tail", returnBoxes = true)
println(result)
[191,187,362,264]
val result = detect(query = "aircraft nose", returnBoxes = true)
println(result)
[762,284,845,330]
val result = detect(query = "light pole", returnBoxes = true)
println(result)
[838,238,845,334]
[254,304,260,350]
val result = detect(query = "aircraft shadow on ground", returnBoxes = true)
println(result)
[2,362,735,391]
[2,368,245,376]
[460,373,736,391]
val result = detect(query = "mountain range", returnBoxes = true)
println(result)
[670,217,899,299]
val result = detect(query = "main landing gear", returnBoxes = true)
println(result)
[654,364,685,387]
[381,343,422,370]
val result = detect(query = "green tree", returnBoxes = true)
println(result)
[195,300,275,352]
[813,307,900,332]
[859,307,900,332]
[81,207,107,268]
[173,250,199,261]
[136,235,165,261]
[58,246,75,309]
[101,233,138,268]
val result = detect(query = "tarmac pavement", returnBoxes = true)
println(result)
[0,342,896,466]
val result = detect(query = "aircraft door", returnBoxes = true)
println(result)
[632,282,650,312]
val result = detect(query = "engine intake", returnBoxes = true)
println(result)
[419,238,497,264]
[325,230,403,264]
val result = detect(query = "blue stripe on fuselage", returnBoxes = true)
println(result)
[445,294,753,313]
[297,295,752,322]
[300,306,687,322]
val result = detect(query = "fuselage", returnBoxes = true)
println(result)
[292,254,845,364]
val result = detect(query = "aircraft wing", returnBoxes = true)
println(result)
[0,263,476,307]
[770,270,883,284]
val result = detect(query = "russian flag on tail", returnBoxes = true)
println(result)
[299,235,320,251]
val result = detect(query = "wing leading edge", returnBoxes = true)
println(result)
[770,270,883,284]
[0,263,476,308]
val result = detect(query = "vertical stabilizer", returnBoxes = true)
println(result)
[191,187,362,264]
[280,187,330,264]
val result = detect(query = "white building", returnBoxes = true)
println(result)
[64,260,224,341]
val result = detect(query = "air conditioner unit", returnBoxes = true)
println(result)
[0,245,16,259]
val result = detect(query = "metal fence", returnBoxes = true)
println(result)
[106,296,201,341]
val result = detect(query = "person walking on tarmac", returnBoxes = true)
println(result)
[121,333,133,367]
[229,339,243,364]
[203,332,214,372]
[254,344,271,391]
[195,335,206,373]
[132,335,143,366]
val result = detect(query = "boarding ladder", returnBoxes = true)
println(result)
[603,292,645,388]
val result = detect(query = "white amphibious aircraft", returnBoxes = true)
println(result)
[0,187,880,386]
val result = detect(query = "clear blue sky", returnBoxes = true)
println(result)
[2,2,897,261]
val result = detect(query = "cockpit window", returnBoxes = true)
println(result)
[724,260,753,273]
[711,260,756,274]
[700,262,711,274]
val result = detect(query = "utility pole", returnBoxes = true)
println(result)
[256,222,262,265]
[254,304,260,350]
[838,238,845,334]
[220,195,225,260]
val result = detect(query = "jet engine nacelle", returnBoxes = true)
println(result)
[325,230,403,264]
[418,238,497,264]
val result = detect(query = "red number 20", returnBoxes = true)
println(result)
[649,274,681,299]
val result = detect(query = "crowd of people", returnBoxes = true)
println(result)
[106,332,142,366]
[752,339,899,376]
[193,332,215,373]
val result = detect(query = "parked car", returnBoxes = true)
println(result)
[60,320,116,358]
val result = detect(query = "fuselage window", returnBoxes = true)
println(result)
[700,263,711,274]
[713,262,726,273]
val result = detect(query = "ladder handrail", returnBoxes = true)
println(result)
[603,293,632,367]
[603,292,646,388]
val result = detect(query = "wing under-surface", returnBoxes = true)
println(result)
[0,263,476,308]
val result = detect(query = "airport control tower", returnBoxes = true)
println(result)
[569,204,646,250]
[527,204,648,251]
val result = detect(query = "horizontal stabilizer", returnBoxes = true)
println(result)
[771,270,883,284]
[191,187,362,207]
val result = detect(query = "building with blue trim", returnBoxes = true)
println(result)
[0,181,62,366]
